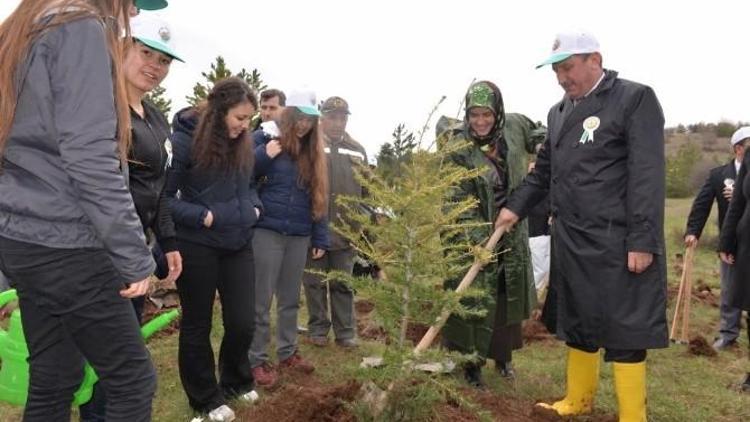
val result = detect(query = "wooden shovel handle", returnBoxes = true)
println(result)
[414,226,506,354]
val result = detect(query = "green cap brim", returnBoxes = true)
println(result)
[135,0,168,10]
[296,106,321,117]
[135,37,184,62]
[535,52,573,69]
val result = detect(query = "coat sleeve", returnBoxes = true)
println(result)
[446,148,488,246]
[311,216,330,250]
[505,130,552,219]
[51,19,154,282]
[720,158,748,255]
[624,86,666,254]
[684,170,717,239]
[254,142,274,177]
[517,114,547,154]
[164,133,209,228]
[154,190,177,252]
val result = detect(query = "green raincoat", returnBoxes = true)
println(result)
[438,92,546,357]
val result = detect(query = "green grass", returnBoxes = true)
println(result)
[1,198,750,421]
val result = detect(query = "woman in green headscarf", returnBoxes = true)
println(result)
[438,80,545,387]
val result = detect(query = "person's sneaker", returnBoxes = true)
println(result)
[239,390,259,403]
[207,404,235,422]
[306,336,329,347]
[712,338,738,351]
[279,352,315,374]
[496,361,516,379]
[251,362,278,388]
[741,373,750,393]
[335,338,358,348]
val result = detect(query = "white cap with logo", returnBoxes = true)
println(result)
[286,89,320,117]
[731,126,750,146]
[536,30,600,69]
[130,13,184,62]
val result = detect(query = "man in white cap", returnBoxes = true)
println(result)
[495,30,667,421]
[685,126,750,351]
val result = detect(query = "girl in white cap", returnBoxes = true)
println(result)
[249,90,329,386]
[79,11,184,421]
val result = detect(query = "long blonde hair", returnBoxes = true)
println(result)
[0,0,133,164]
[278,107,329,221]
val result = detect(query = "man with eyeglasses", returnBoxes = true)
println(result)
[685,126,750,351]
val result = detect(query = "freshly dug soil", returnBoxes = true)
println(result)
[522,319,555,343]
[688,335,717,357]
[237,373,360,422]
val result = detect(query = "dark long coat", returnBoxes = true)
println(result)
[507,70,669,350]
[719,154,750,311]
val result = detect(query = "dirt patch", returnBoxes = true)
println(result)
[688,335,717,357]
[693,281,719,308]
[465,387,538,421]
[355,299,374,314]
[237,373,359,422]
[523,319,554,343]
[405,322,431,345]
[358,321,387,341]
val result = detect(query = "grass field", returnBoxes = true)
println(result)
[1,198,749,421]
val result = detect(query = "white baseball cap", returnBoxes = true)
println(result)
[536,30,600,69]
[286,89,320,117]
[130,14,184,62]
[731,126,750,146]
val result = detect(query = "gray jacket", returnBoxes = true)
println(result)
[0,17,154,282]
[325,133,368,250]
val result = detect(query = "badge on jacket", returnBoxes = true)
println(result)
[579,116,600,144]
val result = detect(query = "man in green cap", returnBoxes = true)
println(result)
[303,96,368,349]
[438,80,545,387]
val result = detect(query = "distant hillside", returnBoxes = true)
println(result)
[665,122,746,197]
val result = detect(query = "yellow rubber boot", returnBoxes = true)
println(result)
[536,347,600,416]
[613,361,647,422]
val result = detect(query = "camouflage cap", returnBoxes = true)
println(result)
[320,96,351,115]
[466,82,496,113]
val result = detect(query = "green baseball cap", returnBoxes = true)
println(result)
[135,0,168,10]
[130,14,184,62]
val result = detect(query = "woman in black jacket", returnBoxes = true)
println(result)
[79,13,184,422]
[166,77,262,420]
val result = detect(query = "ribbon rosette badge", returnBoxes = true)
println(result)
[579,116,600,144]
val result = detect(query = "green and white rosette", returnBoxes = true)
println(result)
[579,116,600,144]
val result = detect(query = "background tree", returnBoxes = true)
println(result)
[144,85,172,115]
[376,123,417,186]
[186,56,267,106]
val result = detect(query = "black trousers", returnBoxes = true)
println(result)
[567,342,646,363]
[0,236,156,422]
[176,240,255,413]
[489,270,522,363]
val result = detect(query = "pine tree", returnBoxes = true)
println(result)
[327,100,491,359]
[185,56,267,106]
[143,85,172,115]
[376,123,417,186]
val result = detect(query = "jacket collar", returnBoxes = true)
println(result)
[555,69,618,144]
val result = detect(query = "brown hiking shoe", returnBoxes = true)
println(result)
[251,362,278,387]
[279,352,315,374]
[306,336,329,347]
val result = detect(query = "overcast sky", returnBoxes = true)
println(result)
[2,1,749,157]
